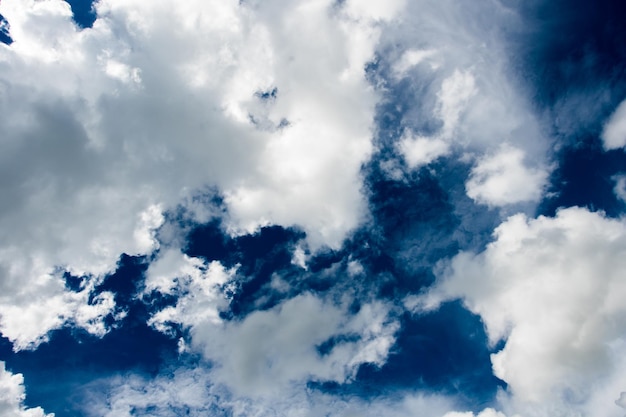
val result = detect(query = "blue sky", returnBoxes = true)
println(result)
[0,0,626,416]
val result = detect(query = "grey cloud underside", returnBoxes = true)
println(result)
[1,0,626,416]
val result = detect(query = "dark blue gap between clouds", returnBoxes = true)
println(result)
[514,0,626,218]
[0,13,11,45]
[64,0,97,29]
[509,0,626,141]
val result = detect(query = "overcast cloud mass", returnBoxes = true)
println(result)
[0,0,625,416]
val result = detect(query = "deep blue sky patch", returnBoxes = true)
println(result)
[0,13,12,45]
[538,138,626,218]
[64,0,97,28]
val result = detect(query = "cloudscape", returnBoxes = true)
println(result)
[0,0,625,416]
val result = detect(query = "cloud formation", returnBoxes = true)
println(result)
[384,0,549,207]
[1,0,625,416]
[0,362,52,417]
[0,0,404,348]
[466,145,549,207]
[413,207,626,415]
[603,99,626,150]
[81,365,509,417]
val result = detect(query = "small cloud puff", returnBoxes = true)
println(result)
[465,145,549,207]
[602,99,626,150]
[0,361,53,417]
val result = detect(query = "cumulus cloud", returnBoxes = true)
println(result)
[465,145,549,207]
[411,207,626,414]
[398,69,477,168]
[385,0,549,206]
[2,1,622,417]
[0,0,405,348]
[0,362,52,417]
[602,99,626,150]
[81,368,217,417]
[145,250,237,333]
[189,293,398,398]
[144,249,399,398]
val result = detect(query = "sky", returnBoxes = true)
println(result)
[0,0,625,416]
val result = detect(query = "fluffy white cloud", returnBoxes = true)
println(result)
[388,0,549,205]
[0,0,405,348]
[399,135,451,168]
[466,145,549,207]
[602,99,626,150]
[140,251,514,415]
[145,250,237,334]
[398,69,476,168]
[144,249,399,398]
[0,362,53,417]
[442,409,507,417]
[0,270,122,351]
[411,207,626,415]
[189,293,398,398]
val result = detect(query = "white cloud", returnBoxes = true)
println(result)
[0,269,121,350]
[82,368,216,417]
[437,69,478,139]
[145,250,237,334]
[602,99,626,150]
[0,362,53,417]
[393,48,438,77]
[442,409,507,417]
[189,293,399,398]
[411,207,626,415]
[387,0,549,205]
[614,175,626,203]
[465,145,549,207]
[81,365,512,417]
[347,259,365,277]
[0,0,406,348]
[144,250,399,399]
[398,70,476,168]
[399,134,450,168]
[579,346,626,417]
[290,244,309,270]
